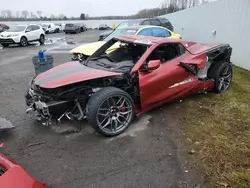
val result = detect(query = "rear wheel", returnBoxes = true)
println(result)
[208,62,232,93]
[39,34,45,45]
[86,87,135,137]
[20,37,28,47]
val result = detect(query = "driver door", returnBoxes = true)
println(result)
[25,25,35,41]
[138,43,196,111]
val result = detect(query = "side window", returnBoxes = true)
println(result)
[178,44,186,55]
[152,28,170,37]
[146,44,181,64]
[48,25,51,28]
[26,26,33,31]
[32,25,39,30]
[150,19,161,26]
[138,28,153,36]
[141,20,151,25]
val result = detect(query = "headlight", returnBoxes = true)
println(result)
[71,53,79,60]
[7,34,19,37]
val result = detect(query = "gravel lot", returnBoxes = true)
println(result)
[0,30,202,188]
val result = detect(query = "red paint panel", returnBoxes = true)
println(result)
[40,69,120,88]
[35,61,79,80]
[0,153,47,188]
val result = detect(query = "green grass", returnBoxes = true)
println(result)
[181,66,250,188]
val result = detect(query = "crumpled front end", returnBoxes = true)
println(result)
[25,82,87,126]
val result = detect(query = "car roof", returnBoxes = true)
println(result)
[115,35,181,45]
[117,25,170,31]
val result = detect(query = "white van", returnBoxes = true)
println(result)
[41,23,57,34]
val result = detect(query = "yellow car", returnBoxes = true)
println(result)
[70,25,181,61]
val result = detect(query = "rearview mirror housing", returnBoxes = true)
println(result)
[148,60,161,71]
[25,29,31,33]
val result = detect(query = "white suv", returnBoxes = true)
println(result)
[0,24,45,47]
[41,23,57,34]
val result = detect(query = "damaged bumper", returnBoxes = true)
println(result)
[25,88,85,124]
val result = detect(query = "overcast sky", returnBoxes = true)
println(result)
[1,0,164,17]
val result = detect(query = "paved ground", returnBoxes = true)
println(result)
[0,30,202,188]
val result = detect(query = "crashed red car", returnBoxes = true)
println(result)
[25,35,233,136]
[0,153,47,188]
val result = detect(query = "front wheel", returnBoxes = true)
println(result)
[208,62,233,93]
[20,37,28,47]
[86,87,135,137]
[39,35,45,45]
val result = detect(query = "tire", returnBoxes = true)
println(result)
[39,34,45,45]
[20,36,28,47]
[208,62,233,93]
[1,43,9,47]
[65,32,68,34]
[86,87,135,137]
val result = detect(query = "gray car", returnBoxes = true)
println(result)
[99,17,173,41]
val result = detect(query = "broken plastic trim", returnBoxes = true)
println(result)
[179,62,198,75]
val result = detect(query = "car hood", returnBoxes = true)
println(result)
[70,41,106,56]
[34,61,121,89]
[70,41,120,56]
[0,32,22,36]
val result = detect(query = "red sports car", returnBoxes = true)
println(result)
[0,153,47,188]
[25,35,233,136]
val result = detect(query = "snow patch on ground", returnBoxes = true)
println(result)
[0,117,15,130]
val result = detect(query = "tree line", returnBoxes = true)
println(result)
[0,0,209,21]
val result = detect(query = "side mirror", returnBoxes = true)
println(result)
[148,60,161,71]
[26,29,31,32]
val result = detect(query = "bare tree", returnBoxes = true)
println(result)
[57,14,66,20]
[29,12,37,19]
[36,10,42,18]
[50,14,55,20]
[1,10,8,18]
[21,10,29,19]
[6,10,12,18]
[16,11,20,18]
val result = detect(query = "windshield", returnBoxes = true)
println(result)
[7,25,26,32]
[116,20,141,29]
[65,24,74,27]
[85,39,148,73]
[104,28,138,41]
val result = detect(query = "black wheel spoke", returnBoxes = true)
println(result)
[120,109,132,115]
[97,112,108,117]
[218,81,223,90]
[100,117,110,129]
[223,74,231,79]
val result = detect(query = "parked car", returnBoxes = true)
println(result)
[0,153,47,188]
[25,35,232,136]
[80,24,87,32]
[0,24,45,47]
[0,24,9,30]
[55,23,65,32]
[64,23,81,34]
[71,25,181,61]
[41,23,57,34]
[99,17,174,41]
[98,24,110,30]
